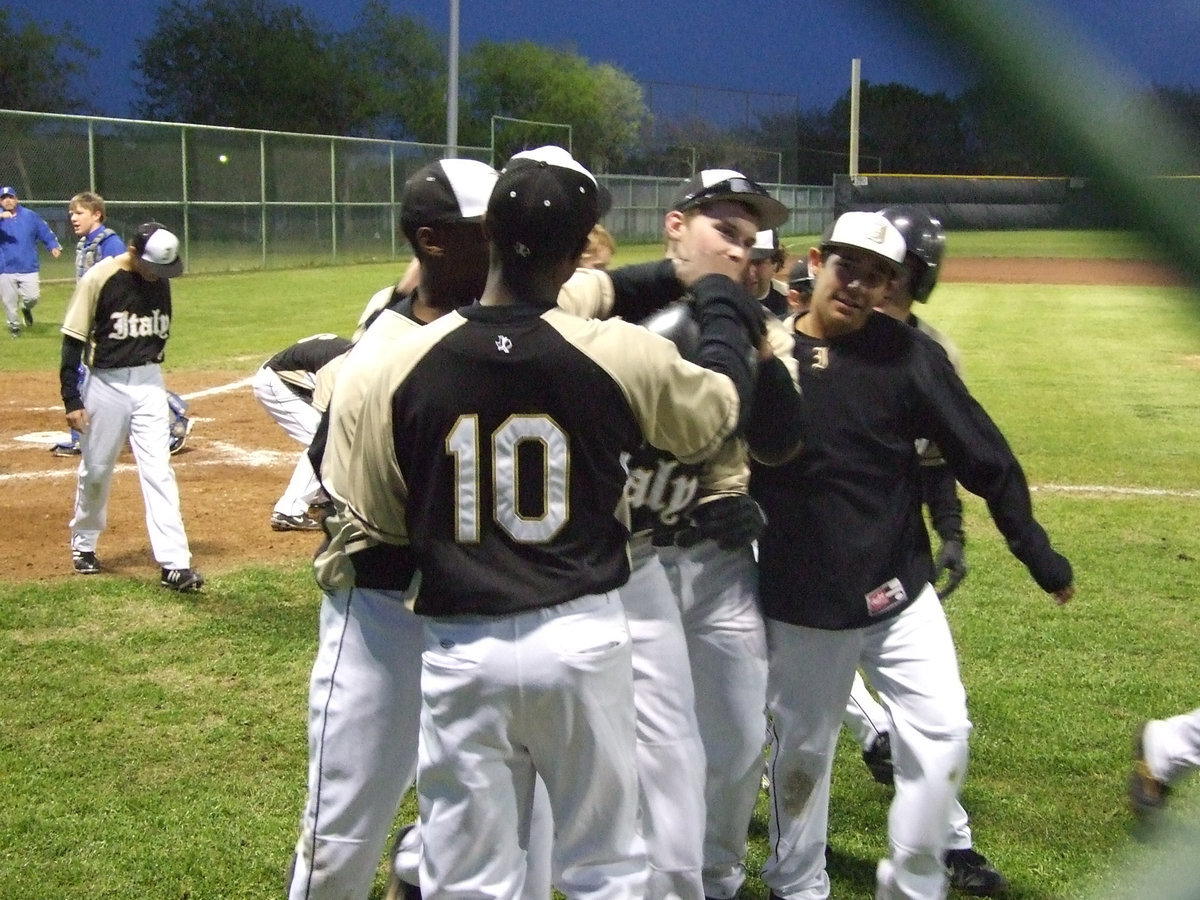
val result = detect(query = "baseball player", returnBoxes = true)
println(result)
[285,157,501,900]
[316,145,766,900]
[1130,709,1200,821]
[746,228,789,317]
[60,222,203,592]
[251,333,351,531]
[558,169,802,900]
[785,260,813,316]
[837,206,1006,895]
[0,184,62,335]
[750,211,1075,900]
[52,192,138,457]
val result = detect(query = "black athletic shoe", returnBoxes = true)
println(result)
[161,567,204,592]
[944,848,1009,896]
[72,550,101,575]
[862,732,895,785]
[21,303,32,326]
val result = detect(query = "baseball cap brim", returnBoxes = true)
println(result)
[134,255,184,279]
[820,212,906,271]
[673,171,789,230]
[132,225,185,278]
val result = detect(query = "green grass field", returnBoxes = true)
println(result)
[3,234,1200,898]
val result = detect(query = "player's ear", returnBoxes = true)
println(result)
[807,246,823,273]
[663,210,687,243]
[415,226,443,258]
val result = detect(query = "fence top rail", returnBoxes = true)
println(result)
[0,107,491,154]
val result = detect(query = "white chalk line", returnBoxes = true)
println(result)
[1031,483,1200,499]
[2,376,299,484]
[16,376,255,413]
[7,377,1199,499]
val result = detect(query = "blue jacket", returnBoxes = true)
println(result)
[0,206,62,274]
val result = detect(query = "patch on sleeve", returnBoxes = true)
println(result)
[865,578,908,617]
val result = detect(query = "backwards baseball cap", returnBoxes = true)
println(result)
[820,211,906,272]
[671,169,789,230]
[750,229,780,261]
[488,145,602,267]
[399,158,498,245]
[131,222,184,279]
[0,186,15,198]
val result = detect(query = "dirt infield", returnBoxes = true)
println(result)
[0,256,1186,585]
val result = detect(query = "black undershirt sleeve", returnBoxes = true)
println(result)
[60,337,86,413]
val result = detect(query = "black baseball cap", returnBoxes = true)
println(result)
[787,259,812,290]
[131,222,184,279]
[399,158,498,246]
[671,169,789,230]
[488,146,602,267]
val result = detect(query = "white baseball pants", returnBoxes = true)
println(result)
[657,538,768,900]
[844,670,974,850]
[417,592,646,900]
[1142,708,1200,784]
[251,365,324,517]
[624,543,707,900]
[763,586,972,900]
[391,778,555,899]
[70,364,191,569]
[287,586,425,900]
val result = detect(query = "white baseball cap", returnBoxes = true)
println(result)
[821,211,906,271]
[132,223,184,279]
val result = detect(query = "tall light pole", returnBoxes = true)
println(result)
[447,0,459,157]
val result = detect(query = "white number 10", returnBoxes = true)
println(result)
[446,414,569,543]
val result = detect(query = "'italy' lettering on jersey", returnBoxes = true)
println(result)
[108,309,170,340]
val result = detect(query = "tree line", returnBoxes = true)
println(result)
[4,1,1199,183]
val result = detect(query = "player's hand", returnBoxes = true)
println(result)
[671,249,748,289]
[933,539,967,600]
[66,409,89,433]
[677,494,767,550]
[51,247,62,259]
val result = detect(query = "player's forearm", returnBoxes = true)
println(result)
[921,458,964,542]
[59,337,85,412]
[744,354,805,465]
[690,274,763,428]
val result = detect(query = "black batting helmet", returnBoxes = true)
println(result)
[879,206,946,302]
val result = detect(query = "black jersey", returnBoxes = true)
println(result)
[751,311,1071,631]
[61,257,172,369]
[761,284,789,318]
[624,443,702,538]
[321,303,744,616]
[264,333,353,401]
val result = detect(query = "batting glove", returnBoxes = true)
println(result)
[933,538,967,600]
[678,494,767,550]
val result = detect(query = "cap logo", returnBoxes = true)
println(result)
[514,242,532,258]
[495,335,513,354]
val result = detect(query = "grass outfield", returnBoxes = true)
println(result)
[3,236,1200,898]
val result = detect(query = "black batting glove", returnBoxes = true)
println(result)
[933,538,967,600]
[677,494,767,550]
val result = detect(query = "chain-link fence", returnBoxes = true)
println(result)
[0,109,833,275]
